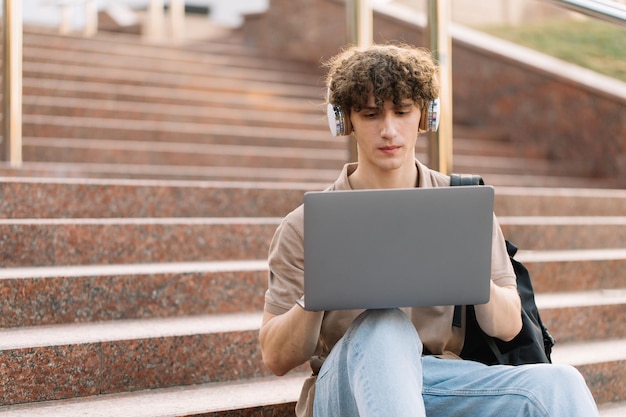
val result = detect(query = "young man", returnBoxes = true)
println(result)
[259,43,598,417]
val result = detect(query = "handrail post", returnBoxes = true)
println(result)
[169,0,185,41]
[345,0,372,162]
[83,0,98,37]
[346,0,372,48]
[2,0,23,165]
[427,0,453,174]
[58,1,72,35]
[146,0,165,42]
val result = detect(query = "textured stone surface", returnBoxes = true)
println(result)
[578,360,626,404]
[0,329,268,405]
[523,256,626,293]
[541,304,626,343]
[0,178,312,219]
[0,220,279,267]
[500,220,626,250]
[0,266,267,328]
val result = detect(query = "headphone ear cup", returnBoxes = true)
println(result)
[327,103,352,136]
[419,98,441,132]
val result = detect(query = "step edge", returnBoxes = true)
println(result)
[551,338,626,366]
[0,173,327,191]
[536,289,626,309]
[598,400,626,417]
[0,312,263,350]
[0,374,308,417]
[0,217,282,225]
[499,216,626,225]
[516,248,626,263]
[0,260,267,279]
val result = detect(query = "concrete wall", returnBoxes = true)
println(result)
[240,0,626,180]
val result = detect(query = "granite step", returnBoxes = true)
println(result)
[2,216,625,267]
[23,77,321,112]
[22,96,324,129]
[499,216,626,250]
[21,137,575,177]
[24,45,323,86]
[0,161,620,189]
[0,217,281,267]
[24,27,319,74]
[0,374,306,417]
[0,313,272,405]
[22,115,342,149]
[23,78,321,114]
[2,253,624,328]
[0,313,622,407]
[0,261,267,328]
[0,373,622,417]
[481,172,624,190]
[494,187,626,217]
[440,153,593,177]
[550,338,626,404]
[599,400,626,417]
[21,137,346,171]
[517,249,626,293]
[0,177,316,219]
[2,179,625,219]
[536,290,626,343]
[19,96,552,160]
[15,138,597,185]
[0,161,340,183]
[22,61,322,99]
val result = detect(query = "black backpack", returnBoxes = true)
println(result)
[450,174,555,366]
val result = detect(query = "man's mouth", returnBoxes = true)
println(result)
[379,145,401,154]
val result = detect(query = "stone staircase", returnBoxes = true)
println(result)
[0,24,624,416]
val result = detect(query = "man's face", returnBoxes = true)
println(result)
[350,94,421,174]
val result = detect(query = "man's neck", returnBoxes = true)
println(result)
[348,161,419,190]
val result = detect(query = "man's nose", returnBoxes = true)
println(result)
[381,114,397,138]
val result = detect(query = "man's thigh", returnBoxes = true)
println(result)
[422,356,595,417]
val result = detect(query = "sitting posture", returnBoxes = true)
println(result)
[259,43,599,417]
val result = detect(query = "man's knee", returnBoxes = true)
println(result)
[518,364,598,416]
[527,363,588,390]
[348,308,422,354]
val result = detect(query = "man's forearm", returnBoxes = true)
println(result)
[259,306,324,376]
[474,284,522,342]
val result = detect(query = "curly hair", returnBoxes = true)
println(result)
[324,43,439,113]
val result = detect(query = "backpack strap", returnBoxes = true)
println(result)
[450,173,485,187]
[450,173,485,328]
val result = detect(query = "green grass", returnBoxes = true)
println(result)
[479,18,626,81]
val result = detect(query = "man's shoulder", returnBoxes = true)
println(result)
[419,162,451,188]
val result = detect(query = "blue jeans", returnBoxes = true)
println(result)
[314,309,598,417]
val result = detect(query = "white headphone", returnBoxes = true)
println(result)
[326,96,440,137]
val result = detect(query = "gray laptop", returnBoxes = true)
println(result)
[299,185,494,311]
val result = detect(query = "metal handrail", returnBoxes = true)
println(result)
[346,0,373,162]
[2,0,22,165]
[540,0,626,27]
[426,0,453,175]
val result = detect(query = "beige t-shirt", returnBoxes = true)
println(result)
[264,161,516,417]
